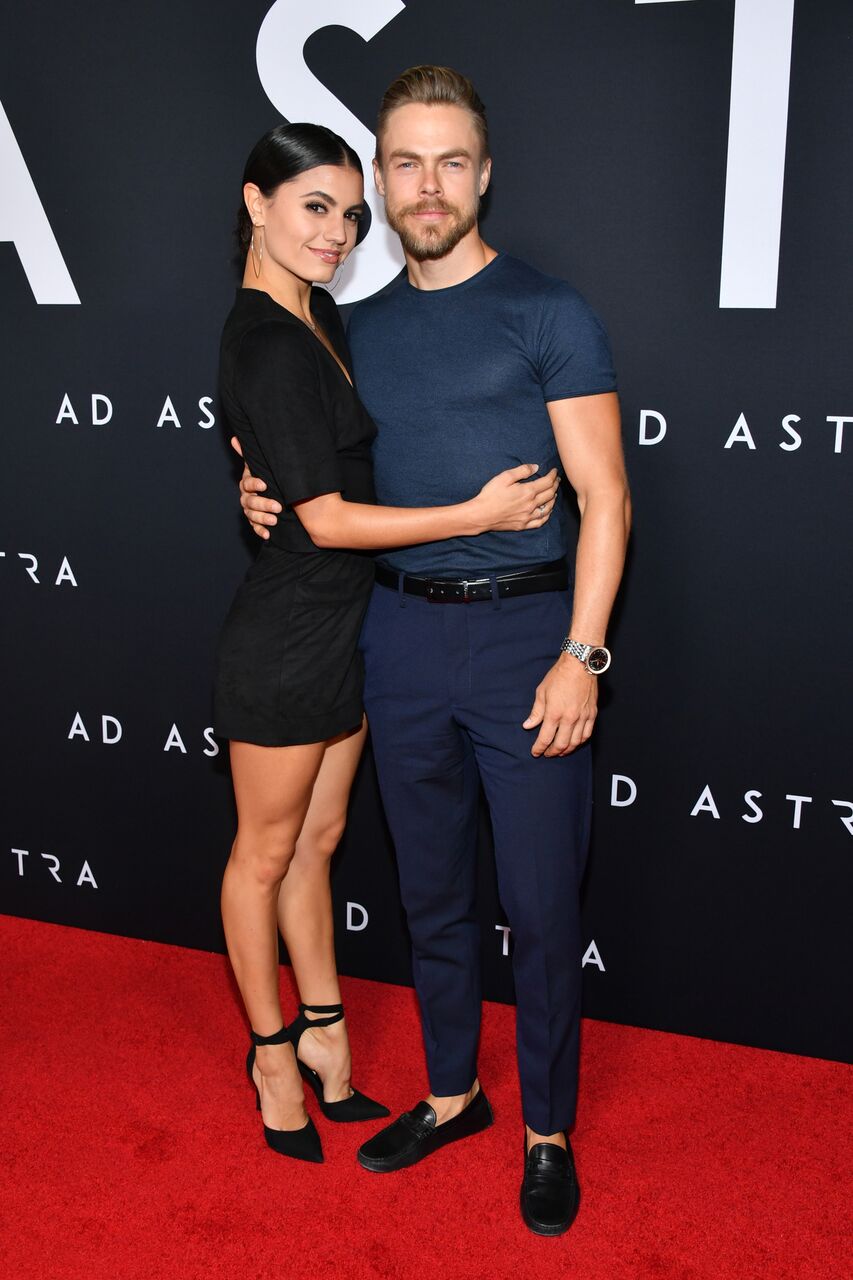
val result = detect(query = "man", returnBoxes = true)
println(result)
[240,66,630,1235]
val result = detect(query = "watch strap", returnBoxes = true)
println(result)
[560,638,592,663]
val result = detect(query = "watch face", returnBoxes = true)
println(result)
[587,647,611,674]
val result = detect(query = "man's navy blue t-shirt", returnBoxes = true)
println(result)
[347,252,617,575]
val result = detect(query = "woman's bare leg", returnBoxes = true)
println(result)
[276,719,368,1101]
[222,738,325,1130]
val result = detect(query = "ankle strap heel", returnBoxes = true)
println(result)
[292,1002,390,1124]
[244,1022,323,1163]
[246,1024,291,1095]
[288,1003,344,1050]
[249,1025,292,1047]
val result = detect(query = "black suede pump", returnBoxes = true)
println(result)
[290,1003,391,1123]
[246,1025,323,1162]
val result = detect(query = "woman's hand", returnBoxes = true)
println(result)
[471,463,561,533]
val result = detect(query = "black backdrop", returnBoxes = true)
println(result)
[2,0,851,1063]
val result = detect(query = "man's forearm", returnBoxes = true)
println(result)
[566,487,632,645]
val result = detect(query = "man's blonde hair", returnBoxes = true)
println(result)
[375,65,490,163]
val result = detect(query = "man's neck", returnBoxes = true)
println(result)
[405,228,498,292]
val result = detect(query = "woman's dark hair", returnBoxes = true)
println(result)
[236,123,363,253]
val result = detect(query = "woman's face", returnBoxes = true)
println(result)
[245,164,365,284]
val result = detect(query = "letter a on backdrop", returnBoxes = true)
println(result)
[0,100,80,303]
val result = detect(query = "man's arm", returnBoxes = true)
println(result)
[523,391,631,757]
[233,438,281,538]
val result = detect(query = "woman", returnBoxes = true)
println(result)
[215,123,558,1163]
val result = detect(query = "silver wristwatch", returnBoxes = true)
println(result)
[560,637,611,675]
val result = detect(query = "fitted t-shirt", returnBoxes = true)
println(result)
[347,252,616,575]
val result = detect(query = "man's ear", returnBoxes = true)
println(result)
[372,157,386,198]
[243,182,265,227]
[478,158,492,198]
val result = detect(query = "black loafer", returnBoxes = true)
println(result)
[357,1088,493,1173]
[520,1136,580,1236]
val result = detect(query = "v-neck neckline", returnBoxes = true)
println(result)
[240,286,355,391]
[305,321,354,390]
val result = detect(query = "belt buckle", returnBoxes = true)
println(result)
[426,578,470,603]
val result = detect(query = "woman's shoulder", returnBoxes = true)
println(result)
[229,298,312,366]
[224,288,298,334]
[223,322,315,408]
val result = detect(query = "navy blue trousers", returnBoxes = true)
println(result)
[360,580,592,1133]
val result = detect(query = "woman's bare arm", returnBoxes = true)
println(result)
[231,437,560,548]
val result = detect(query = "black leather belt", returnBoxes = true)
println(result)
[374,559,569,603]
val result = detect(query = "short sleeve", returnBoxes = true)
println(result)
[235,322,343,506]
[536,283,617,402]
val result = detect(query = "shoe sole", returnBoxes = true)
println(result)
[357,1148,426,1173]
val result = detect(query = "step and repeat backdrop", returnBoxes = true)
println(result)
[2,0,851,1063]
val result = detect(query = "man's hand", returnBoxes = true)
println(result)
[232,436,281,539]
[523,654,598,757]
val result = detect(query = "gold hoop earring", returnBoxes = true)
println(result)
[250,229,264,279]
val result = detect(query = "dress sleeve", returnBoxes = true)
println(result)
[536,283,618,402]
[235,321,344,506]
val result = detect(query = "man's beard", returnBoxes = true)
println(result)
[385,197,479,261]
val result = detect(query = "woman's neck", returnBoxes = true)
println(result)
[242,258,315,329]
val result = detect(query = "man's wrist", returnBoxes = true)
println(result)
[557,651,593,673]
[566,624,605,647]
[560,636,612,675]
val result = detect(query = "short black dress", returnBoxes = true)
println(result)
[214,287,377,746]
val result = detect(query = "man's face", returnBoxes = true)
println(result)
[374,103,491,261]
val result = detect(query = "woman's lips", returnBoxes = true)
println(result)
[309,248,341,263]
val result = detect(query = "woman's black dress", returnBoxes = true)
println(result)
[214,287,377,746]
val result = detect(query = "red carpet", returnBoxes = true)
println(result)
[0,915,849,1280]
